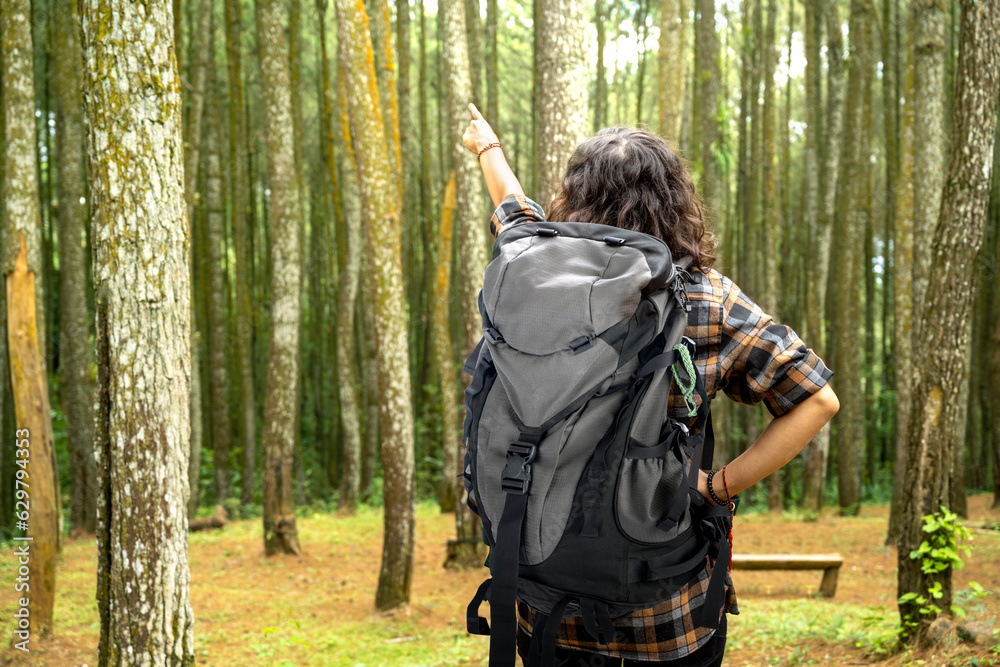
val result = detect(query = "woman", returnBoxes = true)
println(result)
[463,104,840,667]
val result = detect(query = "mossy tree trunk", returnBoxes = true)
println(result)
[334,0,417,611]
[759,0,782,514]
[255,0,303,556]
[888,6,917,543]
[800,0,829,512]
[205,68,232,509]
[536,0,589,207]
[53,0,96,536]
[897,0,1000,641]
[442,0,487,567]
[888,0,949,541]
[658,0,685,142]
[434,175,459,514]
[834,0,874,517]
[334,33,363,512]
[80,0,196,661]
[224,0,258,509]
[2,0,59,638]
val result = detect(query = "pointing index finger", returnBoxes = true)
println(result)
[468,103,483,121]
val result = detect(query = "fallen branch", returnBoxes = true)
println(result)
[188,505,227,532]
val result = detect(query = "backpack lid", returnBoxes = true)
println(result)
[481,221,676,428]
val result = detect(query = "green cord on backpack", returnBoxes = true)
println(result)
[672,343,698,417]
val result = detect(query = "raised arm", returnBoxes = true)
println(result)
[463,103,524,209]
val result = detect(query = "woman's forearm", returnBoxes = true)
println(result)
[699,383,840,502]
[478,147,524,209]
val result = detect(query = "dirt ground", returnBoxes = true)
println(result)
[1,495,998,667]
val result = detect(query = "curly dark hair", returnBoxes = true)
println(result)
[547,127,717,272]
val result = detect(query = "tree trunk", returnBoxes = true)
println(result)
[536,0,589,208]
[888,0,948,542]
[800,0,830,511]
[370,0,403,203]
[318,0,344,494]
[335,33,363,513]
[434,175,459,513]
[897,0,1000,642]
[635,0,651,123]
[53,0,97,536]
[486,0,499,129]
[911,0,949,335]
[465,0,484,107]
[834,0,873,516]
[224,0,257,508]
[658,0,686,141]
[594,0,607,133]
[80,0,196,660]
[255,0,303,556]
[334,0,417,611]
[759,0,781,513]
[2,0,59,638]
[183,0,211,519]
[697,0,722,230]
[205,85,232,504]
[442,0,488,567]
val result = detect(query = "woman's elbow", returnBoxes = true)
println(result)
[816,384,840,419]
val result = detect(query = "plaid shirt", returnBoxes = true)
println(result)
[489,195,835,661]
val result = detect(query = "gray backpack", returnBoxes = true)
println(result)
[462,220,733,667]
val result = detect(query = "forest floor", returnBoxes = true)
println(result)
[0,495,998,667]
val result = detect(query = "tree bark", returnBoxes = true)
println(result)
[80,0,196,660]
[696,0,723,224]
[224,0,257,508]
[442,0,488,567]
[486,0,499,129]
[594,0,607,133]
[834,0,874,516]
[370,0,403,203]
[205,84,232,504]
[334,0,417,611]
[658,0,686,141]
[335,33,363,513]
[888,0,949,542]
[536,0,589,208]
[255,0,303,556]
[465,0,485,108]
[53,0,97,536]
[897,0,1000,642]
[434,175,459,513]
[2,0,59,637]
[183,0,211,519]
[800,0,829,512]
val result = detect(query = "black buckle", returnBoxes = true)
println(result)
[673,272,691,312]
[568,336,594,354]
[536,228,559,237]
[501,442,537,495]
[483,327,505,345]
[603,236,626,247]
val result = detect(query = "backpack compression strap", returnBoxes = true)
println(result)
[487,431,541,667]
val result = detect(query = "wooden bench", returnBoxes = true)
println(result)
[730,553,844,598]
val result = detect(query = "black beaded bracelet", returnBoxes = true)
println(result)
[706,469,728,506]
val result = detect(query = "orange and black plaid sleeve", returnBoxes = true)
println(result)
[489,194,545,239]
[715,272,833,417]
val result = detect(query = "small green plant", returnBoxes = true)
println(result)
[897,506,973,630]
[909,506,973,574]
[952,581,991,619]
